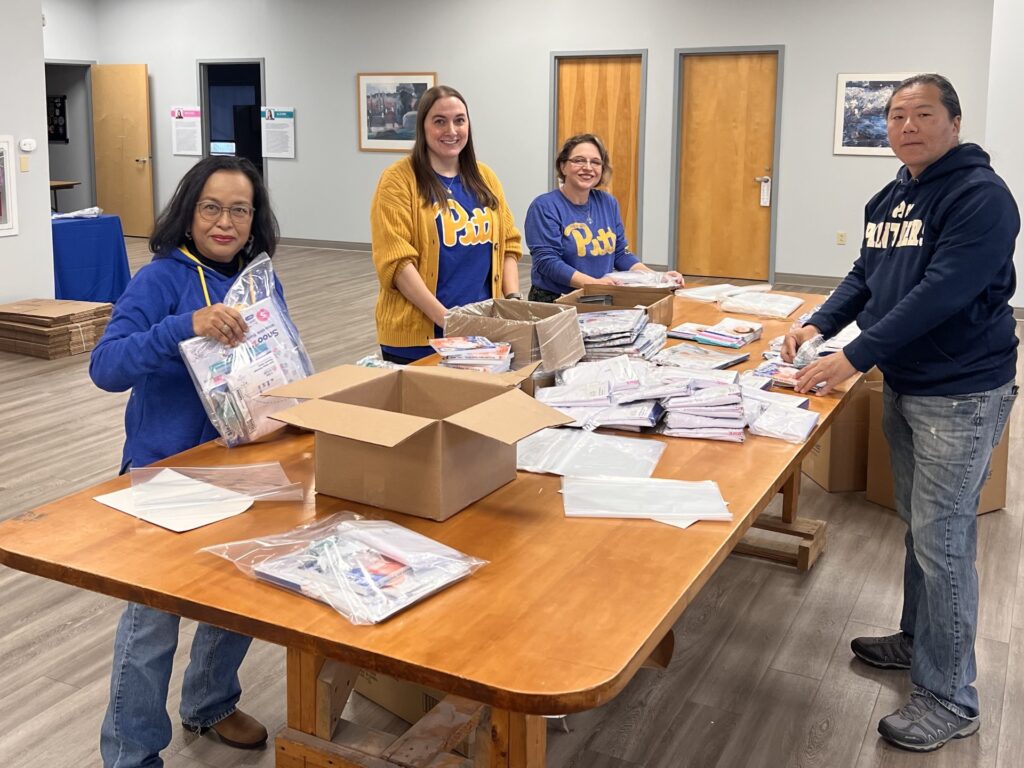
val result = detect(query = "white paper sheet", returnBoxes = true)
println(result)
[95,469,253,532]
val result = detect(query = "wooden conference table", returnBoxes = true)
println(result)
[0,291,863,768]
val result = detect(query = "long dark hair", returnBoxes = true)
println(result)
[410,85,498,211]
[149,156,280,258]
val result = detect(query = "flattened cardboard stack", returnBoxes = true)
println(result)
[0,299,112,359]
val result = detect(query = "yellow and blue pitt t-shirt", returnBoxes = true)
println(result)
[382,174,496,361]
[525,189,639,296]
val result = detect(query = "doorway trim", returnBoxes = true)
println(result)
[550,49,648,255]
[44,59,98,208]
[196,58,267,179]
[669,45,784,283]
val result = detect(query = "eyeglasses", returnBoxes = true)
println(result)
[567,156,603,168]
[196,202,255,222]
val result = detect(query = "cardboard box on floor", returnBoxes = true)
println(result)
[444,299,585,375]
[865,381,1009,515]
[555,285,675,327]
[801,368,881,493]
[270,364,571,521]
[355,671,473,757]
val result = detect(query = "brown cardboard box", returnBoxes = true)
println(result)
[444,299,585,373]
[556,285,675,327]
[355,671,473,756]
[270,365,571,520]
[865,381,1009,515]
[801,369,880,492]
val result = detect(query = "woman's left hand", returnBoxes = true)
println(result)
[665,270,685,286]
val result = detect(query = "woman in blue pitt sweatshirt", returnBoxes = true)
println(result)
[90,156,284,767]
[525,133,682,301]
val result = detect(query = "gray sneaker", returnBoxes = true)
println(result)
[851,632,913,670]
[878,693,980,751]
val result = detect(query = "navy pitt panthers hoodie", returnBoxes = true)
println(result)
[808,143,1019,395]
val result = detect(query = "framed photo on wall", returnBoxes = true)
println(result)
[358,72,436,152]
[0,136,19,238]
[833,73,915,156]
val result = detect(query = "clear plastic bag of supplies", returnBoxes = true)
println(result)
[180,254,314,447]
[130,462,303,512]
[516,427,665,477]
[202,513,488,625]
[746,402,820,443]
[602,270,680,288]
[717,291,804,319]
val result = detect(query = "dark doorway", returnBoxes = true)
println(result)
[199,61,265,177]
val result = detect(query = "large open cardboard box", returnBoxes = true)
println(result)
[444,299,585,374]
[270,365,570,520]
[865,381,1009,515]
[801,369,880,492]
[555,284,675,327]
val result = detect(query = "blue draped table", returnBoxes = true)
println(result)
[51,214,131,304]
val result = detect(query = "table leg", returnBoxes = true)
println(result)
[277,648,513,767]
[733,468,827,571]
[489,710,547,768]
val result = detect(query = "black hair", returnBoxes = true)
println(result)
[885,73,962,121]
[148,156,279,258]
[555,133,612,186]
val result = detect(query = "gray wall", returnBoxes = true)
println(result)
[987,0,1024,306]
[0,0,53,303]
[37,0,1002,286]
[45,64,95,213]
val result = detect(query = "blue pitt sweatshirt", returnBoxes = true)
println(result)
[807,143,1019,395]
[90,248,287,469]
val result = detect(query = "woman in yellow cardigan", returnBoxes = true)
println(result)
[370,85,522,363]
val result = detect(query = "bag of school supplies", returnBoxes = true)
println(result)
[180,253,313,446]
[203,513,487,624]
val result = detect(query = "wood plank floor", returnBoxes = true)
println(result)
[0,241,1020,767]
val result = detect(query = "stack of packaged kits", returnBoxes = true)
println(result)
[668,317,763,348]
[0,298,112,359]
[577,309,666,361]
[429,336,513,373]
[659,384,746,442]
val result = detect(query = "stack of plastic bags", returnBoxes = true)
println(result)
[577,309,666,361]
[562,476,732,530]
[658,384,746,442]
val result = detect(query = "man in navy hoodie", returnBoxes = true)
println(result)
[784,74,1018,752]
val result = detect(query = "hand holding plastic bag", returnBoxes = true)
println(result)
[180,254,314,446]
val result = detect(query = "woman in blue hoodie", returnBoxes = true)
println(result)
[90,156,283,767]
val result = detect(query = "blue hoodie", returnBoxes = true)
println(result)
[808,143,1018,395]
[90,248,288,470]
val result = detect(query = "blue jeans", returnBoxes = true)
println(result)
[883,380,1017,719]
[99,602,253,767]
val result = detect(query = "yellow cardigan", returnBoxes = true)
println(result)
[370,157,522,348]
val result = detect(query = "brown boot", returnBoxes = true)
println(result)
[201,709,268,750]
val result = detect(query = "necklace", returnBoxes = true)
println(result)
[563,188,593,224]
[438,172,459,196]
[576,196,593,225]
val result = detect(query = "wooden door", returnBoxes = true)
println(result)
[556,55,643,252]
[91,64,155,237]
[676,52,778,280]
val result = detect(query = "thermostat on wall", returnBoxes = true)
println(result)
[19,138,37,152]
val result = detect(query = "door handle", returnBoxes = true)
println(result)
[135,157,149,164]
[754,175,770,183]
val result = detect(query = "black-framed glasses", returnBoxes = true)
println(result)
[196,201,255,222]
[567,156,603,168]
